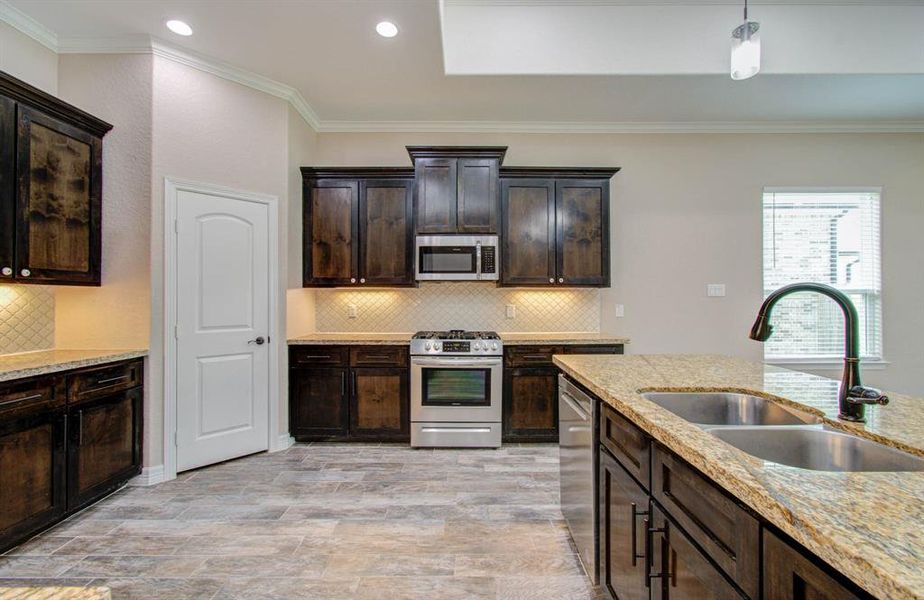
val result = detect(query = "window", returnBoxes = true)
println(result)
[762,189,882,361]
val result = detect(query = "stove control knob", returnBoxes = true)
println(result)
[434,343,442,351]
[425,343,432,351]
[473,342,482,350]
[492,342,498,350]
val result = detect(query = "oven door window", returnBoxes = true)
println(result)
[421,368,492,407]
[419,247,477,274]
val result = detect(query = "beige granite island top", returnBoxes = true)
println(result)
[552,353,924,600]
[0,349,148,383]
[0,588,110,599]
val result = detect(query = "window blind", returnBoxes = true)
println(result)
[762,190,882,361]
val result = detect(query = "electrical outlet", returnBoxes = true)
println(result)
[505,304,516,319]
[614,304,625,318]
[347,303,358,319]
[707,284,727,297]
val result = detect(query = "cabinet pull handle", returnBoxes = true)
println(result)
[301,355,333,360]
[1,266,11,276]
[521,355,550,361]
[630,502,649,567]
[0,392,43,408]
[95,375,129,387]
[361,355,392,361]
[352,371,357,399]
[340,372,346,397]
[646,523,668,587]
[76,410,84,447]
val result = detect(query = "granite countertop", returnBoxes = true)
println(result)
[0,588,110,599]
[552,353,924,600]
[288,332,630,346]
[0,349,148,383]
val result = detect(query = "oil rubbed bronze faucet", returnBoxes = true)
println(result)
[750,282,888,423]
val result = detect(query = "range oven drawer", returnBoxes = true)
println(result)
[411,422,501,448]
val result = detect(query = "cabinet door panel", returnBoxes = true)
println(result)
[67,387,141,511]
[457,158,498,233]
[501,179,555,285]
[556,180,609,286]
[289,368,349,440]
[305,180,358,285]
[0,410,66,552]
[764,529,864,600]
[16,105,102,285]
[0,95,14,280]
[600,448,649,600]
[350,368,409,441]
[503,367,558,442]
[415,158,457,233]
[651,505,745,600]
[359,179,414,286]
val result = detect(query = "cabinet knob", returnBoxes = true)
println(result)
[360,278,366,284]
[558,278,564,283]
[350,278,356,284]
[1,267,11,276]
[20,268,31,277]
[549,278,554,283]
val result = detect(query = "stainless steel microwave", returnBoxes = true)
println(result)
[415,235,499,281]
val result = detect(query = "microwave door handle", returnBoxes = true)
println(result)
[476,242,482,280]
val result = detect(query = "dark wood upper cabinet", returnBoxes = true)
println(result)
[408,146,506,234]
[359,179,414,286]
[302,168,414,287]
[500,168,618,288]
[0,70,111,286]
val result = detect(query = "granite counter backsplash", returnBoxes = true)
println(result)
[553,354,923,600]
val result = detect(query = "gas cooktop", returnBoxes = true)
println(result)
[410,330,502,355]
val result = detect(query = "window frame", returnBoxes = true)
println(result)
[760,186,885,365]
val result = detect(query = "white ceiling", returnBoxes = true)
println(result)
[7,0,924,129]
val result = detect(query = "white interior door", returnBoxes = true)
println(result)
[175,188,270,472]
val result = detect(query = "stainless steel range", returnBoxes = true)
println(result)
[410,330,503,448]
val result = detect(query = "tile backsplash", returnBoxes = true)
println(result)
[315,283,600,332]
[0,285,55,354]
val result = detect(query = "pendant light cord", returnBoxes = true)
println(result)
[744,0,748,21]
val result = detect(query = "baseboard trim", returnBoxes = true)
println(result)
[273,434,295,452]
[130,465,166,486]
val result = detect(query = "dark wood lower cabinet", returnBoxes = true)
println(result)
[67,387,142,512]
[350,368,409,441]
[599,447,649,600]
[503,367,558,442]
[0,359,143,553]
[650,504,746,599]
[0,408,66,552]
[289,367,349,440]
[764,529,866,600]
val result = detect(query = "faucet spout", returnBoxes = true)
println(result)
[749,282,881,423]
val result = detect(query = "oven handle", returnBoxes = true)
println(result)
[412,359,502,368]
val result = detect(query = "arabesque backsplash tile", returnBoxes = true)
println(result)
[315,283,600,332]
[0,285,55,355]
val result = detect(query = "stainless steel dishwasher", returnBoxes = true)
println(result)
[558,374,597,583]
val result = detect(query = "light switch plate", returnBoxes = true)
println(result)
[707,284,727,297]
[348,303,358,318]
[614,304,625,318]
[505,304,516,319]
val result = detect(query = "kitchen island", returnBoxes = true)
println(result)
[553,353,923,600]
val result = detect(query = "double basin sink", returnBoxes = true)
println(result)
[641,392,924,472]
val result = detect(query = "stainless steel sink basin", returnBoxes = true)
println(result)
[710,427,924,472]
[641,392,822,426]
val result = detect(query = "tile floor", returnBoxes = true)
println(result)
[0,443,603,599]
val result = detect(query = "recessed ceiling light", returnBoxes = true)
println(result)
[376,21,398,38]
[166,19,193,36]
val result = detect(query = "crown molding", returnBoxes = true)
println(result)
[0,1,58,51]
[317,119,924,134]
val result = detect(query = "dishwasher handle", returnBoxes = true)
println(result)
[560,391,591,422]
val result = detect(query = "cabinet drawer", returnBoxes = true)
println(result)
[505,346,560,367]
[350,346,408,367]
[68,360,143,405]
[290,346,348,367]
[561,344,624,355]
[763,529,866,600]
[600,404,650,490]
[0,376,65,419]
[652,445,759,599]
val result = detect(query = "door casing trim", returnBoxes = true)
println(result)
[163,177,280,482]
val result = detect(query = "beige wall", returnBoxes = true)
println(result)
[312,132,924,396]
[0,22,56,94]
[55,54,153,352]
[286,105,317,339]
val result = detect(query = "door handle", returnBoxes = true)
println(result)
[247,336,266,345]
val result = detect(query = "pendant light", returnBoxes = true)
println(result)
[730,0,760,80]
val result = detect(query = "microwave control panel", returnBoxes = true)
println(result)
[481,246,497,274]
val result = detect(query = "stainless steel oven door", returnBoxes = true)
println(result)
[411,356,503,423]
